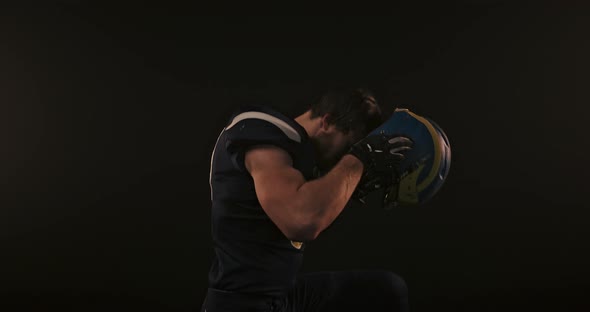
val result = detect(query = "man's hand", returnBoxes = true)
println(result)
[347,131,413,204]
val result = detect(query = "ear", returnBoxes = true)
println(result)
[319,114,333,132]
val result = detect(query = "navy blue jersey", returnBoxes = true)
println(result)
[208,104,319,297]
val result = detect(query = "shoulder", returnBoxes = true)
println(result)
[221,104,306,172]
[224,104,304,144]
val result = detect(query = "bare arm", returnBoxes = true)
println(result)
[245,145,364,242]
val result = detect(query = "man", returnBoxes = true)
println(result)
[203,88,413,311]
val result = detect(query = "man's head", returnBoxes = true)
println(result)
[295,88,384,170]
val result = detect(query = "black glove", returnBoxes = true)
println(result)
[347,131,413,205]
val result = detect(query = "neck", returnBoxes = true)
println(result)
[294,111,319,139]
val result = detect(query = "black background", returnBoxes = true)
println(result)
[2,2,590,311]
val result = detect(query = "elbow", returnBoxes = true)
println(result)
[306,229,320,241]
[286,221,321,242]
[287,230,319,242]
[282,193,324,242]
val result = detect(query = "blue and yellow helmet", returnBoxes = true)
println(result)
[369,108,451,207]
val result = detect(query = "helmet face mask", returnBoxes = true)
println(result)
[371,108,452,208]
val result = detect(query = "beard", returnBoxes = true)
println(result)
[310,131,354,174]
[318,156,338,172]
[310,137,332,171]
[311,139,347,173]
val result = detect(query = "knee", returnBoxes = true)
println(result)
[386,272,408,297]
[361,270,409,297]
[364,271,409,311]
[383,272,409,311]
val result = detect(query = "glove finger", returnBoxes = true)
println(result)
[386,152,405,162]
[387,136,413,146]
[389,145,412,154]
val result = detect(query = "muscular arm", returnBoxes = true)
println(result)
[245,145,364,242]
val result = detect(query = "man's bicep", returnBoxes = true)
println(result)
[245,145,305,208]
[244,145,307,237]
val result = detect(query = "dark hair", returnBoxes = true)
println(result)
[309,88,383,141]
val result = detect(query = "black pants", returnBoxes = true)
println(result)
[200,270,409,312]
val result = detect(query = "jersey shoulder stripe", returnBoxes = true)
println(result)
[225,111,302,143]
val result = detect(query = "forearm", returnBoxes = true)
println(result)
[294,154,364,237]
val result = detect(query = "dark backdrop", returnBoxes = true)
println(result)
[2,3,589,311]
